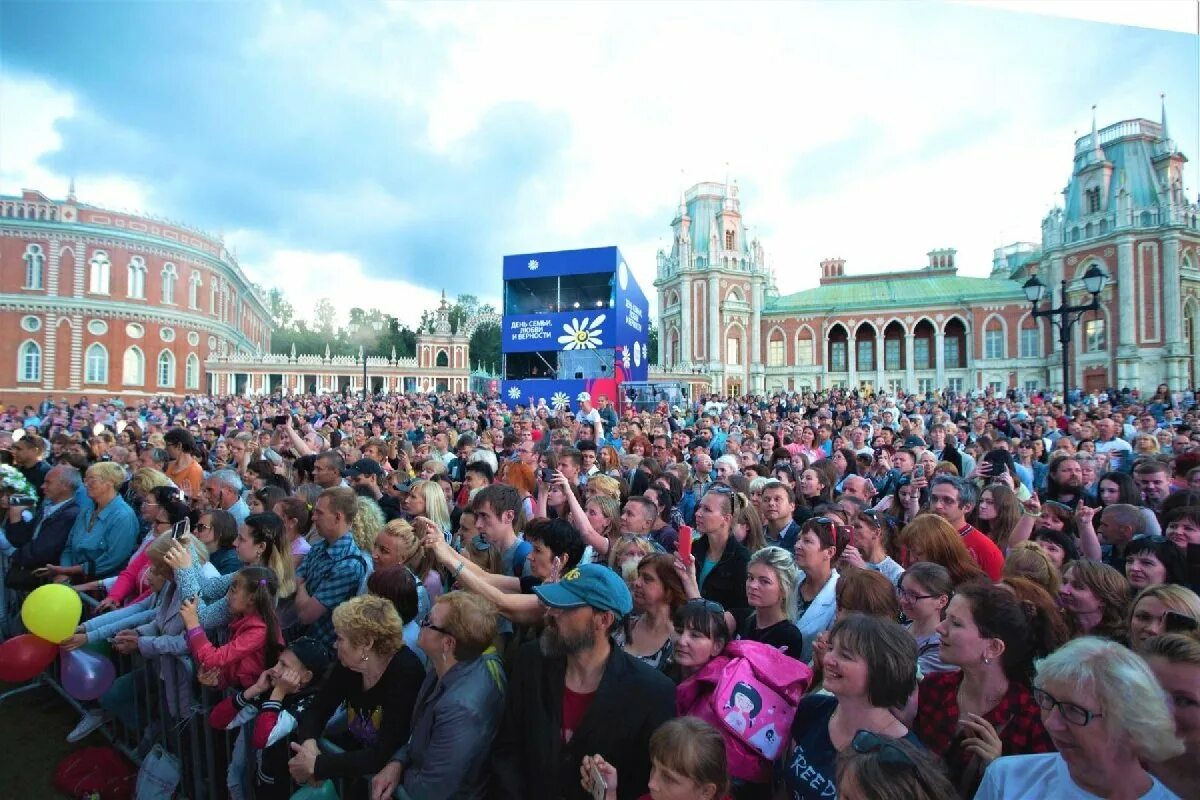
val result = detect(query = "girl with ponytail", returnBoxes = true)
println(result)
[180,565,284,689]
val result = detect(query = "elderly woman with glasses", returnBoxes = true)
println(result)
[676,486,750,613]
[976,636,1183,800]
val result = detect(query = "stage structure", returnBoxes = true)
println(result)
[501,246,649,412]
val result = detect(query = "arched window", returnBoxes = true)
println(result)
[23,243,45,289]
[189,272,201,309]
[161,263,178,304]
[128,256,147,299]
[725,230,735,250]
[157,350,175,387]
[18,340,40,382]
[85,343,108,384]
[767,329,785,366]
[123,346,145,386]
[435,350,449,367]
[983,317,1006,360]
[209,279,217,314]
[185,353,200,389]
[89,250,111,294]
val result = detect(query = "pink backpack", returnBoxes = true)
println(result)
[676,639,812,783]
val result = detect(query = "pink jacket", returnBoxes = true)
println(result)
[186,613,278,689]
[107,534,155,606]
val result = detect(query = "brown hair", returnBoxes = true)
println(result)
[1002,541,1061,596]
[828,613,918,707]
[435,591,499,661]
[637,553,689,614]
[648,717,729,797]
[1062,560,1131,641]
[999,576,1071,658]
[318,486,359,525]
[898,514,986,586]
[835,567,900,621]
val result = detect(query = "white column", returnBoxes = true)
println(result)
[750,277,762,392]
[848,334,858,388]
[1116,237,1139,388]
[935,331,946,388]
[707,274,720,369]
[875,337,885,394]
[680,278,692,365]
[1048,255,1064,358]
[904,333,916,392]
[1163,234,1184,388]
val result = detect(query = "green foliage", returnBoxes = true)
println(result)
[648,320,658,365]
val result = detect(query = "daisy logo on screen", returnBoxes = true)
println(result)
[551,392,571,411]
[507,386,522,400]
[528,259,539,271]
[558,315,605,350]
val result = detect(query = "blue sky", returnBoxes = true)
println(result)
[2,1,1196,327]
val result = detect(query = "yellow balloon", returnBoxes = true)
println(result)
[21,583,82,644]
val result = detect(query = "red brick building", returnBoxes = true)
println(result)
[0,187,272,402]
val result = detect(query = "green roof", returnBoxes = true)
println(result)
[767,271,1025,314]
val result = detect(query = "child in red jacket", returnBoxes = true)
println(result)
[180,565,283,690]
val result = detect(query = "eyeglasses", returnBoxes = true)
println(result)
[850,731,915,767]
[194,523,211,532]
[1032,687,1103,726]
[419,617,453,636]
[896,588,939,602]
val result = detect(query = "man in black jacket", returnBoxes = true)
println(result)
[491,563,675,800]
[2,465,82,590]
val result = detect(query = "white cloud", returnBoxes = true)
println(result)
[0,71,149,211]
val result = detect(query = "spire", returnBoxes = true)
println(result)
[678,169,687,218]
[1161,93,1170,140]
[1090,105,1101,157]
[67,176,76,202]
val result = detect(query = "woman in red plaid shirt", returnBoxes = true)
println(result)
[914,582,1064,796]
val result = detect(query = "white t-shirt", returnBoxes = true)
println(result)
[577,407,603,437]
[1095,436,1133,471]
[976,753,1180,800]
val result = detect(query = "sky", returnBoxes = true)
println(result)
[2,1,1197,329]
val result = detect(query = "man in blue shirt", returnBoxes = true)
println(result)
[294,486,370,648]
[45,462,139,583]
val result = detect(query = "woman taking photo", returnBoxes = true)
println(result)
[369,592,506,800]
[782,614,920,800]
[677,488,750,612]
[1126,584,1200,649]
[615,553,687,671]
[1058,560,1130,641]
[1144,633,1200,798]
[290,595,425,791]
[976,637,1183,800]
[732,546,805,659]
[194,507,242,575]
[793,516,852,662]
[915,583,1055,795]
[897,562,954,676]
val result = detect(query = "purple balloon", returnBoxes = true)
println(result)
[61,647,117,701]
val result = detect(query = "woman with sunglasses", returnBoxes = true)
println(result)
[1144,633,1200,798]
[370,591,505,800]
[782,614,920,800]
[194,507,241,575]
[976,637,1182,800]
[677,487,750,613]
[843,510,904,585]
[792,516,851,663]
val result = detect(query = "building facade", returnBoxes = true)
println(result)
[0,187,273,402]
[654,110,1200,396]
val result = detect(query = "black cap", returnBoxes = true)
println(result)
[288,636,333,673]
[343,458,385,478]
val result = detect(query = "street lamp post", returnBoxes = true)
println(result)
[359,345,367,402]
[1022,263,1108,398]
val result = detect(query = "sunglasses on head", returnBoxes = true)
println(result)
[851,731,916,767]
[685,598,725,615]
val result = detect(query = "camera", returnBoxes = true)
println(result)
[540,467,555,484]
[9,494,37,507]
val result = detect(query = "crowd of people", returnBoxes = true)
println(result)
[0,381,1197,800]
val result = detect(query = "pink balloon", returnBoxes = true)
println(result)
[60,647,117,701]
[0,634,58,682]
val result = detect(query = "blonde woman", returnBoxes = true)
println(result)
[607,534,656,588]
[733,546,805,659]
[1144,633,1200,798]
[373,518,444,608]
[351,496,385,553]
[404,479,453,542]
[1127,584,1200,649]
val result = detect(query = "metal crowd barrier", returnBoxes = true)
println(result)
[1,589,354,800]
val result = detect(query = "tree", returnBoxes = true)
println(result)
[648,321,658,366]
[313,298,338,334]
[469,322,501,373]
[266,288,294,328]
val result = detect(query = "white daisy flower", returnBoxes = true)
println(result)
[558,315,605,351]
[507,386,522,400]
[528,259,539,271]
[621,347,631,369]
[551,391,571,411]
